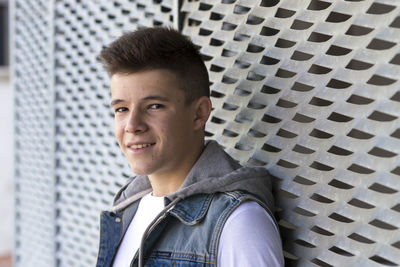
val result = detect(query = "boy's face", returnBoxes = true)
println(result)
[110,69,206,179]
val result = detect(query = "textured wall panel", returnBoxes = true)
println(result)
[53,1,175,266]
[11,0,56,267]
[13,0,400,266]
[182,0,399,266]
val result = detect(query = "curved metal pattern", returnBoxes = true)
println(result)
[182,0,400,266]
[53,1,175,266]
[11,0,56,266]
[12,0,399,266]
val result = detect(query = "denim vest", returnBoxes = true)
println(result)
[96,190,273,267]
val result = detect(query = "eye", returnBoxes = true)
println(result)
[114,107,128,113]
[148,104,163,109]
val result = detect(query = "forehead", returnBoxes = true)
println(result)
[110,69,184,100]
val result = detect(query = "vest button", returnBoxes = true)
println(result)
[115,217,121,223]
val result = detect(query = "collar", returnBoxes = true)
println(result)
[168,194,214,225]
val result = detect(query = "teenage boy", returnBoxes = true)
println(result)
[96,27,284,267]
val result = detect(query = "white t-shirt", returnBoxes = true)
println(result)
[112,193,164,267]
[113,192,284,267]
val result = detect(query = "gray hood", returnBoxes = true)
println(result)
[112,140,274,213]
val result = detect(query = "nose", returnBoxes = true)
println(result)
[125,109,147,134]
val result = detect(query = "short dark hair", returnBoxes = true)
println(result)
[99,27,210,103]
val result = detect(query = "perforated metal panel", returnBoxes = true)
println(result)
[13,0,176,267]
[13,0,399,266]
[182,0,400,266]
[12,0,56,266]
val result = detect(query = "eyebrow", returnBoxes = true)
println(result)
[111,95,170,106]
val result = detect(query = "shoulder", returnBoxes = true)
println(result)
[218,201,285,267]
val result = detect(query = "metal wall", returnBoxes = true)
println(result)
[12,0,399,266]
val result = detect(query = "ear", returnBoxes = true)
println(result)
[193,96,212,130]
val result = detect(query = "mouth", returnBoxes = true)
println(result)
[126,142,155,151]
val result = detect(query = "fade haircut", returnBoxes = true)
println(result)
[99,27,210,103]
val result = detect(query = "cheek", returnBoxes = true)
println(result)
[114,121,124,143]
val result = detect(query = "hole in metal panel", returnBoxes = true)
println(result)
[369,183,397,194]
[221,22,237,31]
[262,114,282,123]
[275,8,295,18]
[327,112,353,122]
[326,79,352,89]
[310,193,334,203]
[368,147,397,158]
[275,38,296,48]
[366,74,397,86]
[261,85,281,94]
[345,59,373,70]
[367,38,396,50]
[311,258,333,267]
[291,82,314,92]
[369,219,398,230]
[222,102,238,111]
[222,129,239,137]
[390,128,400,139]
[326,45,352,56]
[307,0,332,11]
[309,129,333,139]
[290,19,313,30]
[295,239,316,248]
[391,166,400,176]
[346,94,374,104]
[277,98,297,108]
[308,64,332,74]
[293,175,316,185]
[292,113,315,123]
[329,246,354,257]
[275,68,296,78]
[326,11,351,23]
[348,198,375,209]
[260,26,280,36]
[308,32,332,42]
[246,43,264,53]
[389,16,400,28]
[329,212,354,223]
[294,207,316,217]
[311,225,334,235]
[292,144,315,154]
[366,3,396,15]
[277,128,297,138]
[260,0,279,7]
[368,111,397,122]
[310,161,334,171]
[327,146,353,156]
[260,55,280,65]
[247,128,266,138]
[246,15,264,25]
[233,4,250,14]
[277,159,298,168]
[390,91,400,101]
[346,24,374,36]
[309,97,333,106]
[348,164,375,174]
[347,128,374,139]
[262,143,281,152]
[348,233,375,244]
[369,255,397,266]
[291,50,314,61]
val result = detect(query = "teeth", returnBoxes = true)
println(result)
[131,143,152,149]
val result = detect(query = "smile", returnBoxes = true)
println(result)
[128,143,155,149]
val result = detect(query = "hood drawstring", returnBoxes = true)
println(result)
[138,197,181,267]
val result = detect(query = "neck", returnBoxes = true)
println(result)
[149,139,205,197]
